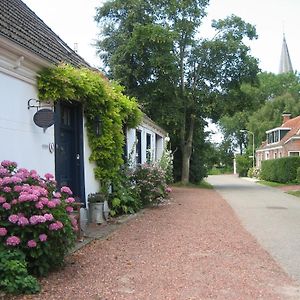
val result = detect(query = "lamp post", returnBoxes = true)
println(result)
[240,129,255,168]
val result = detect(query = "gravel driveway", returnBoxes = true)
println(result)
[12,187,300,299]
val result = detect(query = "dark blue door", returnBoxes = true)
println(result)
[55,102,85,203]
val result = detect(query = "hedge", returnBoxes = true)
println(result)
[260,156,300,183]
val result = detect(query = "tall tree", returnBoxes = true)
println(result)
[219,72,300,155]
[95,0,259,183]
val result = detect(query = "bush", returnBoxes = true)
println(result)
[235,155,252,177]
[297,167,300,183]
[0,246,40,294]
[133,163,168,206]
[0,160,78,277]
[260,157,300,183]
[247,167,260,178]
[109,167,141,216]
[158,147,173,184]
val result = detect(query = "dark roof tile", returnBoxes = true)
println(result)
[0,0,90,67]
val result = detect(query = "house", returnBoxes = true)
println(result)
[256,113,300,167]
[0,0,167,209]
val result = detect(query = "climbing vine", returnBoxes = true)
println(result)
[37,64,141,185]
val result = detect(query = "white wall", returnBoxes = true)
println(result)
[0,72,55,176]
[126,119,167,167]
[83,117,100,203]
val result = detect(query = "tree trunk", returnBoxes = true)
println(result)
[181,143,192,184]
[181,115,195,183]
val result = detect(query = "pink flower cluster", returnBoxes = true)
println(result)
[49,221,64,231]
[0,227,7,236]
[61,186,73,195]
[0,160,77,254]
[6,236,20,246]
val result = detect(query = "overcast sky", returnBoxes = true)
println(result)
[22,0,300,73]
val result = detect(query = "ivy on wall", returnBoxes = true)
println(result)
[37,64,141,185]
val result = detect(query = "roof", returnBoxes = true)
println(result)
[279,34,293,74]
[258,115,300,151]
[0,0,89,67]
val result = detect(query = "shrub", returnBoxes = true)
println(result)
[235,155,252,177]
[158,147,173,184]
[133,163,168,206]
[247,167,260,178]
[0,160,78,276]
[0,246,40,294]
[297,167,300,183]
[260,157,300,183]
[109,167,141,216]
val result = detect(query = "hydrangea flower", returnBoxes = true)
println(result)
[61,186,73,195]
[17,216,29,226]
[8,214,19,223]
[66,206,73,213]
[0,196,6,203]
[0,227,7,236]
[27,240,37,248]
[39,234,47,242]
[49,221,63,231]
[65,197,75,204]
[6,236,21,246]
[2,202,11,210]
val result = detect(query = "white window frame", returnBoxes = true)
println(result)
[288,151,300,157]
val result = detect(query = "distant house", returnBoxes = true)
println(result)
[256,113,300,167]
[0,0,167,208]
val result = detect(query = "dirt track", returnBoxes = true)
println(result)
[13,187,300,300]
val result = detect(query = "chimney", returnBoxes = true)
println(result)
[282,112,292,124]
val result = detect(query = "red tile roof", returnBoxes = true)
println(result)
[258,115,300,150]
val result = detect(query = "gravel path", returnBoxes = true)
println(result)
[12,187,300,300]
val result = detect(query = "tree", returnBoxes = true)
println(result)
[218,71,300,154]
[95,0,259,183]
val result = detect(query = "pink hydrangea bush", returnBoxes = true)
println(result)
[0,160,78,276]
[133,163,168,205]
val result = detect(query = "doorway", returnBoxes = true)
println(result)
[55,102,85,203]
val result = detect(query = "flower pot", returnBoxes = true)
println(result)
[89,202,104,224]
[103,200,110,220]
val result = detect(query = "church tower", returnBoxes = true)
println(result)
[279,34,293,73]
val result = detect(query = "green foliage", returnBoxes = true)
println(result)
[133,163,168,206]
[260,157,300,183]
[0,246,40,295]
[219,72,300,156]
[287,190,300,197]
[297,167,300,184]
[158,146,174,184]
[38,64,142,184]
[246,72,300,148]
[87,192,106,203]
[236,154,252,177]
[95,0,259,183]
[109,167,141,216]
[0,161,77,277]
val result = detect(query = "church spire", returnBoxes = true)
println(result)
[279,34,293,74]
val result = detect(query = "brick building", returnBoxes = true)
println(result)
[256,113,300,167]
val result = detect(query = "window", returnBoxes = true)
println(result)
[136,130,142,164]
[146,133,151,162]
[289,151,300,157]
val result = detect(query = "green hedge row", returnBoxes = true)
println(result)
[260,157,300,183]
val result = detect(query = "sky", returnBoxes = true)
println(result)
[21,0,300,142]
[22,0,300,73]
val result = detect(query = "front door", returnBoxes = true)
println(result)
[55,102,85,204]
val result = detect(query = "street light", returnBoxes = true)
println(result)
[240,129,255,168]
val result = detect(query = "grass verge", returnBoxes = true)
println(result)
[172,180,213,189]
[287,191,300,197]
[257,180,286,187]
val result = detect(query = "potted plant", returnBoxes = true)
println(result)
[88,192,106,224]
